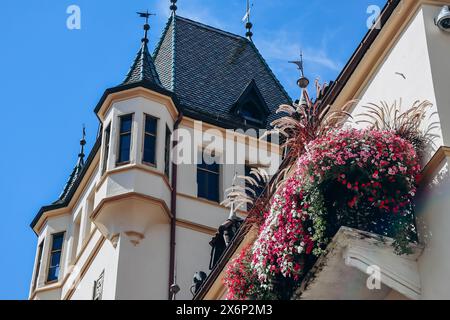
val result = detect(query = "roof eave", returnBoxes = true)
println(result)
[93,81,182,116]
[30,137,102,233]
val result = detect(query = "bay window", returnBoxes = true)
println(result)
[143,115,158,166]
[117,114,133,164]
[47,232,65,283]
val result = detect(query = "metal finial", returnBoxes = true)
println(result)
[242,0,253,40]
[137,10,156,43]
[170,0,178,15]
[289,51,309,89]
[77,125,86,167]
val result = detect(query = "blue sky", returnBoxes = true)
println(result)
[0,0,385,299]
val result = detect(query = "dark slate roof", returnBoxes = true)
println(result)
[153,15,292,129]
[123,40,163,87]
[54,161,83,205]
[30,137,101,231]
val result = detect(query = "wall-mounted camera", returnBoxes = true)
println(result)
[435,5,450,32]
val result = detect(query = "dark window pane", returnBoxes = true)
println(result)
[52,234,64,250]
[207,174,219,202]
[120,115,132,133]
[50,251,61,267]
[47,266,59,282]
[241,104,260,119]
[198,161,219,173]
[47,268,57,282]
[118,134,131,163]
[143,135,156,164]
[197,167,219,202]
[145,117,157,134]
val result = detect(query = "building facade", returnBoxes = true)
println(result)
[196,0,450,300]
[28,9,289,300]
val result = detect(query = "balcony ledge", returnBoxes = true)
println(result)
[295,227,423,300]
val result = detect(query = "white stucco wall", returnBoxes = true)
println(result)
[350,6,444,162]
[346,3,450,300]
[68,232,118,300]
[415,4,450,300]
[175,226,215,300]
[114,224,171,300]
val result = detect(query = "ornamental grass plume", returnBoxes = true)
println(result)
[265,80,353,196]
[355,99,439,161]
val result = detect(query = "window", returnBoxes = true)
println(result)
[32,241,44,291]
[102,124,111,174]
[71,214,81,262]
[245,165,266,209]
[47,232,65,283]
[92,271,105,300]
[197,154,220,202]
[117,114,133,164]
[241,103,261,122]
[164,126,172,177]
[143,115,157,165]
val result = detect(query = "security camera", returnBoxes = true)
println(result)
[435,5,450,32]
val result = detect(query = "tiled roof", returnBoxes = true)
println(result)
[154,15,292,129]
[30,137,101,230]
[53,161,83,205]
[32,15,292,230]
[123,40,163,87]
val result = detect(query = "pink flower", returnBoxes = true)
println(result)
[372,171,379,179]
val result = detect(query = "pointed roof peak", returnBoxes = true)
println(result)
[123,40,162,86]
[123,12,162,86]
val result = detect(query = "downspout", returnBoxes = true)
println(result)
[168,111,183,300]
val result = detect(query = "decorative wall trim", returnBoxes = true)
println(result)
[180,116,282,156]
[90,192,173,221]
[95,163,172,192]
[97,87,179,122]
[176,219,217,235]
[421,146,450,185]
[177,192,247,215]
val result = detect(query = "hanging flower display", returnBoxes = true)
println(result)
[223,244,270,300]
[225,128,421,300]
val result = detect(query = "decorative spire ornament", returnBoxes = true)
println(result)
[289,51,310,107]
[289,51,309,89]
[77,125,86,167]
[170,0,178,15]
[137,10,156,44]
[242,0,253,40]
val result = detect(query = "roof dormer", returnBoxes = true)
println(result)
[231,79,270,127]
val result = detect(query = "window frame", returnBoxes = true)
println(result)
[164,125,172,178]
[197,151,221,203]
[32,241,44,291]
[142,114,159,167]
[101,123,111,175]
[116,113,134,166]
[46,232,65,284]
